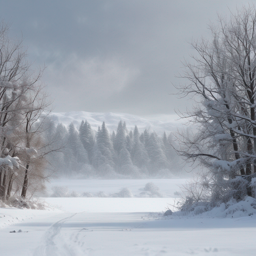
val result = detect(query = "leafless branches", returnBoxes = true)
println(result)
[0,22,50,202]
[177,7,256,208]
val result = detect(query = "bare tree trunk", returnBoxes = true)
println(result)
[246,137,253,175]
[6,173,14,200]
[223,103,245,176]
[0,170,4,199]
[229,127,245,176]
[21,164,29,199]
[0,170,8,201]
[251,107,256,174]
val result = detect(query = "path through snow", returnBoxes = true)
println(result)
[1,182,256,255]
[30,210,256,256]
[33,213,87,256]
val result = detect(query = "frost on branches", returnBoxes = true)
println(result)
[178,7,256,211]
[0,23,49,204]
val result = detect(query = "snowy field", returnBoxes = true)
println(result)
[1,179,256,256]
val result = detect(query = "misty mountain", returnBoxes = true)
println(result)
[48,111,185,134]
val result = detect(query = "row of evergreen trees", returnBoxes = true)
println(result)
[44,119,180,178]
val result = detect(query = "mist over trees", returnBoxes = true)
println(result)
[44,119,181,178]
[178,7,256,210]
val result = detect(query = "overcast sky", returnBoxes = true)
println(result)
[0,0,255,115]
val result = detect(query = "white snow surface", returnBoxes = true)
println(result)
[48,111,185,133]
[1,178,256,256]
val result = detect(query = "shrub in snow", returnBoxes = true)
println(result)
[193,205,207,215]
[223,197,256,217]
[114,188,133,198]
[140,182,162,197]
[144,182,159,193]
[70,191,80,197]
[51,187,81,197]
[96,191,108,197]
[177,197,256,218]
[0,197,49,210]
[82,192,94,197]
[179,173,256,213]
[51,186,70,197]
[174,191,181,197]
[163,209,172,216]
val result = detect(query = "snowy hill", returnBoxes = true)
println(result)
[48,111,185,133]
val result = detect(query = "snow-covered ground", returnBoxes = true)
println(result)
[1,179,256,256]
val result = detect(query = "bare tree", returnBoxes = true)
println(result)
[0,22,48,203]
[19,85,50,199]
[177,6,256,208]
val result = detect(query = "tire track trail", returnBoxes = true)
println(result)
[33,213,86,256]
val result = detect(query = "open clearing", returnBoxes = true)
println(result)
[1,179,256,256]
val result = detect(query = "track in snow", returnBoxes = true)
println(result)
[33,213,87,256]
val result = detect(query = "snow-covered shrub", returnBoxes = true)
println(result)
[174,191,181,197]
[193,205,207,215]
[0,196,49,210]
[51,186,70,197]
[70,191,80,197]
[96,191,108,197]
[179,173,256,214]
[144,182,159,193]
[163,209,173,216]
[177,197,256,218]
[114,188,133,198]
[140,182,162,197]
[81,192,94,197]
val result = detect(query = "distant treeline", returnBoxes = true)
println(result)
[43,119,181,178]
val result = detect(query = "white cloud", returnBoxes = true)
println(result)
[43,54,139,110]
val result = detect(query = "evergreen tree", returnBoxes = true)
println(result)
[93,122,115,171]
[66,123,88,174]
[43,119,181,178]
[125,135,133,154]
[79,120,95,164]
[114,121,127,155]
[111,131,116,144]
[48,123,68,176]
[163,133,177,163]
[119,148,133,167]
[131,126,149,169]
[119,148,137,175]
[147,133,168,172]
